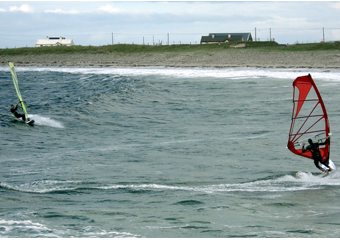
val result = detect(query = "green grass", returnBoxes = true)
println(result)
[1,41,340,55]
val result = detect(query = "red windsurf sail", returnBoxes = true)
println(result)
[287,74,330,161]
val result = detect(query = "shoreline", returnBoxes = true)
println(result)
[1,51,340,68]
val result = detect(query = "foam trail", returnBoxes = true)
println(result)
[2,66,340,81]
[0,219,59,237]
[29,114,64,128]
[98,172,340,194]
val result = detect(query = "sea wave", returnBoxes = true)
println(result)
[0,218,141,238]
[0,219,60,237]
[2,172,339,194]
[28,114,64,128]
[1,66,340,81]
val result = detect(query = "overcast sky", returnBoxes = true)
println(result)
[1,1,340,48]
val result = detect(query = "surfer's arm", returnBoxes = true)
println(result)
[319,136,329,146]
[302,143,308,153]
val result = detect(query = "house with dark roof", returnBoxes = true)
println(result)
[201,33,253,44]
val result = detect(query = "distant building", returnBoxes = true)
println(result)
[35,36,74,47]
[201,33,253,44]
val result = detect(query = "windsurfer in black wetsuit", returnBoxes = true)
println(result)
[10,104,26,121]
[302,136,332,174]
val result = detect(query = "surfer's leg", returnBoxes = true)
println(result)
[21,114,26,121]
[322,159,332,171]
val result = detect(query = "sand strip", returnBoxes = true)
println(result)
[1,51,340,68]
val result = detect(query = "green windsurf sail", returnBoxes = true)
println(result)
[9,62,30,121]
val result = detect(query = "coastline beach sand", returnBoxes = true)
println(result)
[1,51,340,68]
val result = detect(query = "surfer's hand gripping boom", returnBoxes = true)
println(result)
[17,101,27,107]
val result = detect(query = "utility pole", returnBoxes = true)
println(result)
[255,27,256,41]
[323,27,325,42]
[167,33,169,45]
[270,28,271,41]
[111,33,113,45]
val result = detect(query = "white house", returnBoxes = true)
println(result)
[35,36,74,47]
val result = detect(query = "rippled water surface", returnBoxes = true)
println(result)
[1,66,340,237]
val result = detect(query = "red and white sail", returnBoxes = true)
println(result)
[287,74,330,162]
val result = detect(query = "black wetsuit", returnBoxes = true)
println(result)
[11,105,26,121]
[302,138,331,170]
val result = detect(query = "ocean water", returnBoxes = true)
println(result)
[1,66,340,238]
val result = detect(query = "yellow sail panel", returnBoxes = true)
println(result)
[9,62,29,120]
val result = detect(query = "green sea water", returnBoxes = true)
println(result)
[1,66,340,237]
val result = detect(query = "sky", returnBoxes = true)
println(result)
[1,1,340,48]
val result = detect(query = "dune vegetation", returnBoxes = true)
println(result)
[1,41,340,56]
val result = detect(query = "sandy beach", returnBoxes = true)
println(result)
[1,51,340,68]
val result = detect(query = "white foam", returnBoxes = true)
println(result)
[2,66,340,81]
[1,180,79,193]
[29,114,64,128]
[82,228,141,238]
[98,172,340,194]
[3,171,339,195]
[0,219,59,237]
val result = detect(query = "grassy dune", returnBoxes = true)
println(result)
[1,41,340,68]
[1,41,340,56]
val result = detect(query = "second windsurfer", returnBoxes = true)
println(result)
[10,104,26,121]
